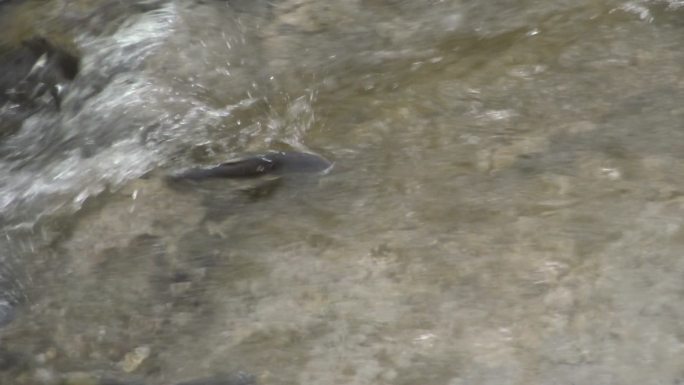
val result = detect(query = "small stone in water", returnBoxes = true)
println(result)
[599,167,621,180]
[119,345,151,373]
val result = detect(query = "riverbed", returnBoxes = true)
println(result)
[1,1,684,384]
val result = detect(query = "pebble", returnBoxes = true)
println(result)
[0,300,14,328]
[119,345,151,373]
[599,167,621,180]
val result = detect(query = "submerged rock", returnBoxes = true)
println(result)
[0,36,79,110]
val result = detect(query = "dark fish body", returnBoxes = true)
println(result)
[37,372,255,385]
[170,151,333,181]
[173,373,256,385]
[94,373,254,385]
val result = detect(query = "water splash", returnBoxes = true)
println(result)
[0,3,182,225]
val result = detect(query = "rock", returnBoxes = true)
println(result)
[118,346,151,373]
[0,37,79,109]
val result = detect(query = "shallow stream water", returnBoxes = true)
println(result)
[1,1,684,384]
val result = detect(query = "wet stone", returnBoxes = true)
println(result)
[0,37,79,110]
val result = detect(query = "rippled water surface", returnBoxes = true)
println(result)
[1,1,684,384]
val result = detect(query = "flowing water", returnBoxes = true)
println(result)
[1,0,684,384]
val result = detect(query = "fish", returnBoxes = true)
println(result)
[173,372,256,385]
[168,151,333,181]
